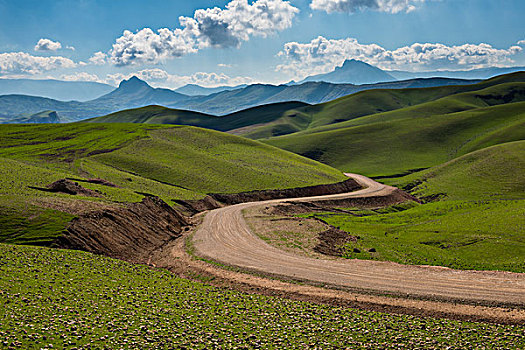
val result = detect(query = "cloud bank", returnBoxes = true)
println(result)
[0,52,76,75]
[106,68,253,88]
[310,0,424,14]
[277,36,523,78]
[110,0,298,66]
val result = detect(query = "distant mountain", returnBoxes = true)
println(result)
[173,77,480,115]
[388,66,525,80]
[299,59,396,85]
[0,78,113,101]
[0,76,188,121]
[1,110,62,124]
[95,76,187,106]
[0,75,480,120]
[175,83,248,96]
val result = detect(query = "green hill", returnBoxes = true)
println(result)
[88,101,310,134]
[86,73,525,143]
[394,140,525,201]
[266,101,525,176]
[0,123,345,245]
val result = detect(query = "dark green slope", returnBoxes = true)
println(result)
[295,81,525,136]
[88,101,309,133]
[265,101,525,177]
[396,140,525,201]
[86,105,217,126]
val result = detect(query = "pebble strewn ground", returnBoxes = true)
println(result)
[0,243,523,349]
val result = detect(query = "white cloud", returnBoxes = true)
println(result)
[110,27,197,66]
[66,45,76,51]
[518,40,525,46]
[34,38,62,51]
[60,72,103,83]
[0,52,76,75]
[88,51,107,65]
[310,0,424,14]
[277,36,523,78]
[218,63,233,68]
[109,0,298,66]
[189,0,299,48]
[105,68,253,88]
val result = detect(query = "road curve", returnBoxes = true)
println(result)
[192,174,525,306]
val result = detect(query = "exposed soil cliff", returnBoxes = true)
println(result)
[209,178,362,205]
[55,196,189,263]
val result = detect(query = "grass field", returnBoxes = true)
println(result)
[0,123,345,246]
[302,199,524,272]
[1,243,523,349]
[390,140,525,200]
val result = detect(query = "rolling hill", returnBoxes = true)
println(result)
[88,101,310,134]
[87,72,525,144]
[0,123,346,245]
[261,72,525,177]
[230,71,525,139]
[395,140,525,201]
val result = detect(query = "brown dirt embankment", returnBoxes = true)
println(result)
[209,178,362,205]
[173,178,363,215]
[53,178,365,263]
[55,196,189,263]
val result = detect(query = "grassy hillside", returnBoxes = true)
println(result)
[266,100,525,177]
[393,140,525,201]
[86,73,525,143]
[298,141,525,272]
[0,123,345,245]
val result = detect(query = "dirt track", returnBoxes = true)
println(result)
[192,174,525,309]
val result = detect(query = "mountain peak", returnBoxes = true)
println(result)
[340,59,371,69]
[118,76,151,90]
[300,59,396,85]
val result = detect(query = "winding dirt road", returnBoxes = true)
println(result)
[192,174,525,307]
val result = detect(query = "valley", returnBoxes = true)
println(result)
[1,70,524,348]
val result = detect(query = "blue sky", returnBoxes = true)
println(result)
[0,0,524,88]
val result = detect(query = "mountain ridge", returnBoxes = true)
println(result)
[0,78,114,101]
[0,75,482,122]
